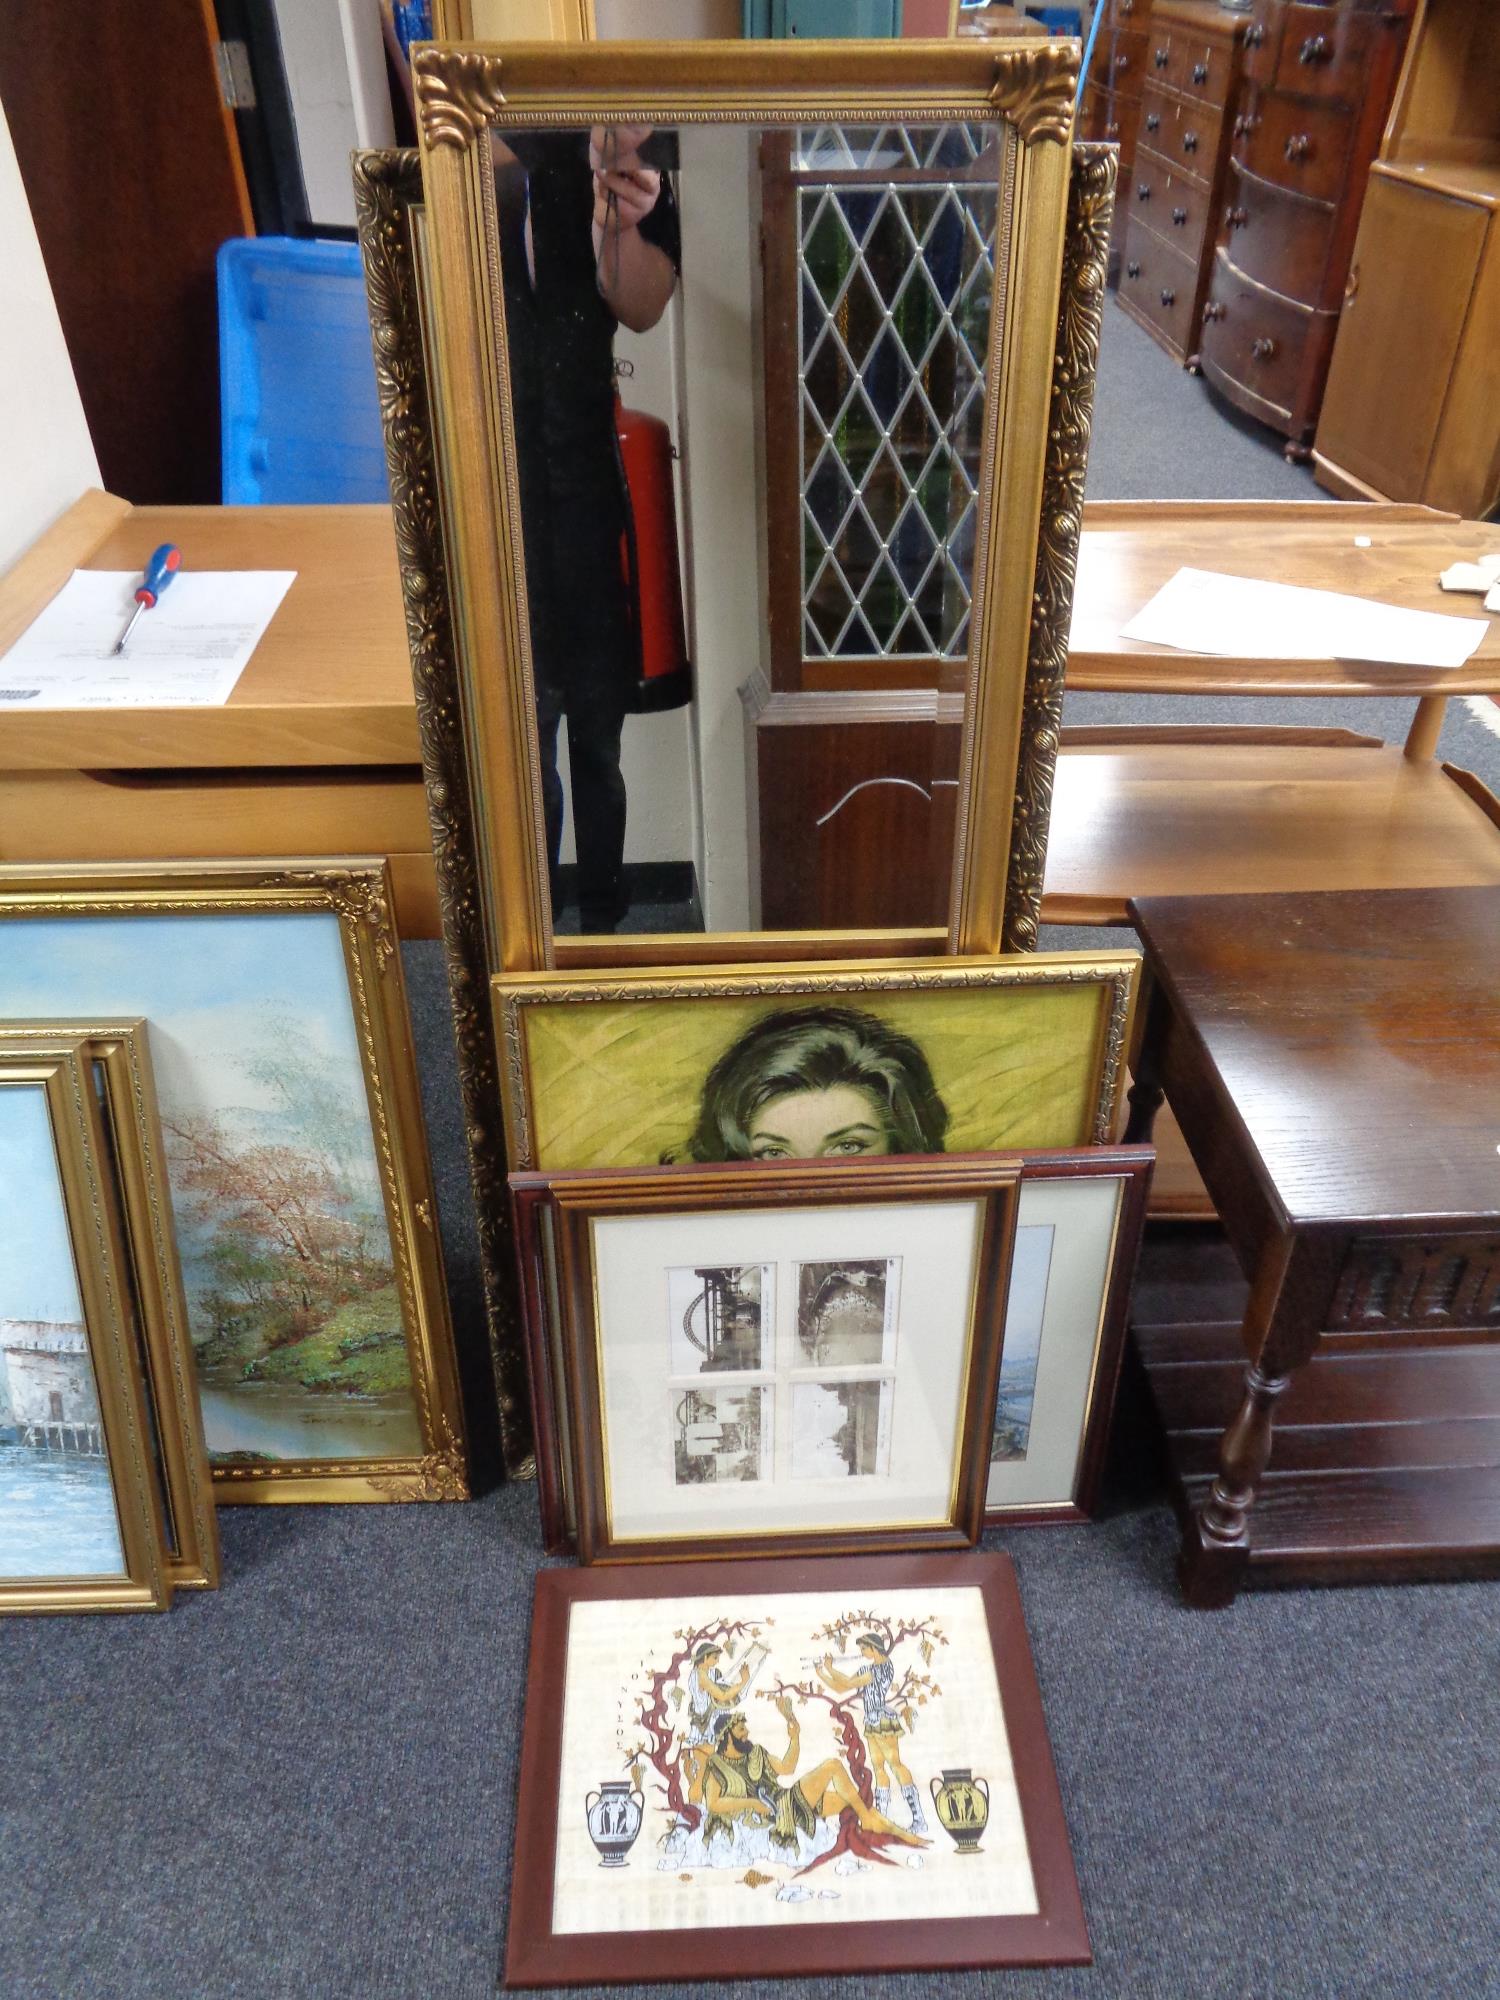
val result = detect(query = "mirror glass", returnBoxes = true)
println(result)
[484,117,1015,942]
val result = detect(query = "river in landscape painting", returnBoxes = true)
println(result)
[197,1383,422,1463]
[0,1441,125,1579]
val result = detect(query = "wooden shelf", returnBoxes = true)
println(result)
[1134,1258,1500,1588]
[1041,744,1500,924]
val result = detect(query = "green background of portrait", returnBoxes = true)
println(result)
[515,980,1115,1167]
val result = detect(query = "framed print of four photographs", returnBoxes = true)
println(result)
[513,1147,1152,1560]
[0,1033,215,1614]
[515,1157,1023,1562]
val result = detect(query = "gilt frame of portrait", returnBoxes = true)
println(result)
[0,860,468,1505]
[494,949,1137,1176]
[353,136,1115,1479]
[504,1550,1089,1987]
[0,1041,177,1614]
[511,1154,1025,1563]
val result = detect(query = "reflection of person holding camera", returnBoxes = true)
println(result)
[495,125,680,931]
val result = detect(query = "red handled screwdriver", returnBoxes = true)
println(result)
[111,543,182,655]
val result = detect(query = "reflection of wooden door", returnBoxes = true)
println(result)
[1314,172,1484,502]
[0,1,254,503]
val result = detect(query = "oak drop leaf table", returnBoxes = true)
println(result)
[1124,887,1500,1608]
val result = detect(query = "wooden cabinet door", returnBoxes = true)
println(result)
[1314,173,1484,501]
[0,0,253,504]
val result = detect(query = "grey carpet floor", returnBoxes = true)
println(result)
[7,294,1500,2000]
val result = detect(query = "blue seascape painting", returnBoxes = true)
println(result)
[0,913,421,1467]
[0,1084,126,1579]
[991,1222,1054,1464]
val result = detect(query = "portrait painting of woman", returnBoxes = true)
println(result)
[497,954,1136,1172]
[673,1005,950,1164]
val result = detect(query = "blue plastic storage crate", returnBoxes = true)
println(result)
[219,237,389,505]
[1025,5,1084,32]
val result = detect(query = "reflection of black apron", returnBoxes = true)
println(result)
[496,133,681,712]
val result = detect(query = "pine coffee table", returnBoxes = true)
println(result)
[1124,887,1500,1608]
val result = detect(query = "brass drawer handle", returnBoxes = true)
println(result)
[1127,259,1142,279]
[1226,204,1248,228]
[1299,33,1333,64]
[1285,133,1312,161]
[1154,45,1170,67]
[1246,22,1266,48]
[1183,131,1200,153]
[1344,262,1360,307]
[1106,121,1120,139]
[1251,336,1278,360]
[1192,61,1209,84]
[1203,301,1226,323]
[1138,181,1152,199]
[1146,112,1161,131]
[1234,113,1259,138]
[1115,51,1130,71]
[1172,206,1188,225]
[1161,287,1177,307]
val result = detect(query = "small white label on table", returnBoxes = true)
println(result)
[1121,566,1490,672]
[0,568,297,708]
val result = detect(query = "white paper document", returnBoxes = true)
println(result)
[0,568,297,708]
[1121,566,1490,671]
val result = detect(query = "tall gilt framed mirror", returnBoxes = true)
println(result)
[406,38,1091,973]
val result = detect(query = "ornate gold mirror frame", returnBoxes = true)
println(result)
[354,133,1114,1477]
[410,38,1082,973]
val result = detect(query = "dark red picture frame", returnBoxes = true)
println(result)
[503,1550,1091,1987]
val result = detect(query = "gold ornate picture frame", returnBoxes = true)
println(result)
[409,37,1089,971]
[494,950,1137,1174]
[3,1022,220,1590]
[353,137,1115,1478]
[0,860,469,1505]
[0,1042,173,1614]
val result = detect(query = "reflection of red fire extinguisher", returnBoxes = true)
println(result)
[613,391,692,714]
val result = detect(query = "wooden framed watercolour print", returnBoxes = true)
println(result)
[495,952,1138,1172]
[987,1146,1153,1525]
[512,1157,1022,1562]
[0,861,468,1504]
[0,1043,173,1613]
[503,1550,1089,1986]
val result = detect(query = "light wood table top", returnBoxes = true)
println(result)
[1070,500,1500,696]
[0,492,418,769]
[1,492,1497,772]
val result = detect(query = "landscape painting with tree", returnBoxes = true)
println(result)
[0,909,422,1469]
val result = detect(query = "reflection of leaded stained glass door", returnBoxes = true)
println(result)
[761,125,1005,693]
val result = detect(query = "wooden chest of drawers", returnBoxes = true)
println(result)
[1079,0,1156,271]
[1116,0,1248,360]
[1197,0,1415,457]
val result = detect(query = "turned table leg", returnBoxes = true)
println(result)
[1177,1231,1337,1609]
[1179,1363,1290,1608]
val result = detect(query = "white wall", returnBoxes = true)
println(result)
[676,126,762,929]
[272,0,393,231]
[0,100,101,572]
